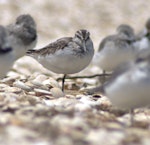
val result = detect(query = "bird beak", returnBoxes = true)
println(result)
[83,41,86,52]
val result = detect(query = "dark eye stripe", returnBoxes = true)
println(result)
[76,30,90,40]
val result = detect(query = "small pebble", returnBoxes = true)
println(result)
[7,87,22,94]
[34,88,52,96]
[1,76,19,84]
[43,78,60,88]
[50,87,65,98]
[13,80,32,91]
[75,103,92,112]
[31,74,48,87]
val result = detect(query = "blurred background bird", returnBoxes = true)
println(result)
[6,14,37,60]
[0,25,14,78]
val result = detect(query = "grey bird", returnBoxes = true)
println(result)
[87,55,150,124]
[136,18,150,40]
[0,25,15,79]
[27,29,94,91]
[93,24,136,73]
[7,14,37,60]
[134,18,150,58]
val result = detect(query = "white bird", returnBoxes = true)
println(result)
[88,55,150,109]
[93,24,136,73]
[0,25,15,79]
[27,29,94,91]
[134,18,150,58]
[7,14,37,60]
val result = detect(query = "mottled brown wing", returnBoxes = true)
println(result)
[27,37,73,56]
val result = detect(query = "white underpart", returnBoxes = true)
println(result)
[134,37,149,51]
[8,35,37,60]
[138,37,149,50]
[93,41,135,71]
[35,43,94,74]
[0,51,15,78]
[105,66,150,109]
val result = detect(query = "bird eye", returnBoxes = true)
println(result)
[75,32,82,39]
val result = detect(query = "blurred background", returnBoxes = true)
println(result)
[0,0,150,50]
[1,0,150,77]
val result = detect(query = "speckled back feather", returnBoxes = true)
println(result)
[27,37,73,56]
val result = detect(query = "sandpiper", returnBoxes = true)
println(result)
[87,54,150,124]
[93,24,136,73]
[27,29,94,91]
[7,14,37,60]
[0,25,14,79]
[134,18,150,58]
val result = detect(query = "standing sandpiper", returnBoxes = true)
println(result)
[27,29,94,91]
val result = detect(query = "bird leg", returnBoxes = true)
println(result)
[62,74,67,92]
[56,73,111,81]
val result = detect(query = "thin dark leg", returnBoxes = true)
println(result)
[62,74,67,92]
[56,73,111,81]
[130,108,134,126]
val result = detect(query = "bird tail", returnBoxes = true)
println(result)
[26,49,38,57]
